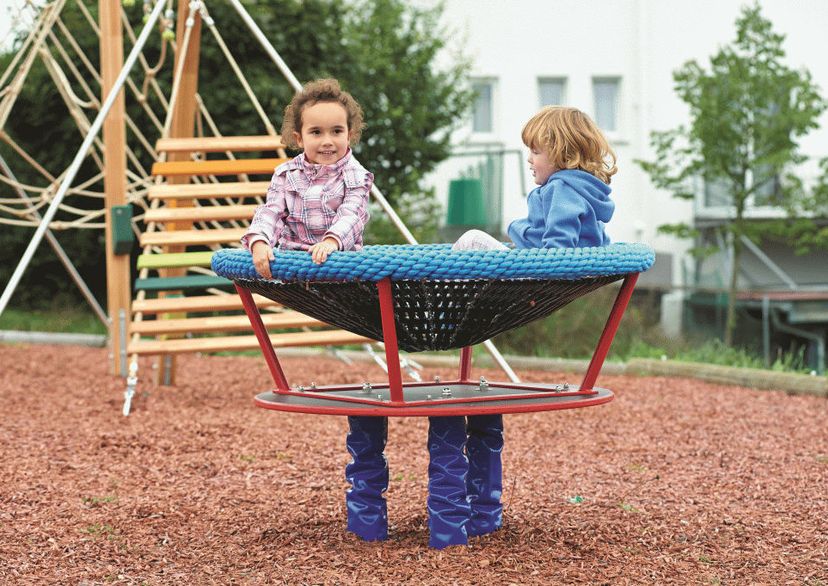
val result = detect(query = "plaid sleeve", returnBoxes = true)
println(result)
[241,170,288,250]
[324,169,373,250]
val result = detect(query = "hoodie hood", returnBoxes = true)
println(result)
[549,169,614,223]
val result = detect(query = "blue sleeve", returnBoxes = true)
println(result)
[507,218,528,248]
[541,183,587,249]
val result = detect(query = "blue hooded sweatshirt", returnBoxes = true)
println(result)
[507,169,614,249]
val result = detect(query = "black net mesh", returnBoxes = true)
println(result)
[237,276,622,352]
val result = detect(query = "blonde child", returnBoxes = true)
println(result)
[432,106,617,547]
[242,79,389,542]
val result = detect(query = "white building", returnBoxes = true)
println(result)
[425,0,828,296]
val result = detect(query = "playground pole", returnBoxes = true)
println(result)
[100,0,131,376]
[0,0,167,319]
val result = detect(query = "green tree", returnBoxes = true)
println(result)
[637,4,826,346]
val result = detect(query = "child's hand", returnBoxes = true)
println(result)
[251,241,275,279]
[309,237,339,265]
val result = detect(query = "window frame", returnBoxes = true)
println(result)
[470,77,497,137]
[537,77,567,107]
[592,76,622,137]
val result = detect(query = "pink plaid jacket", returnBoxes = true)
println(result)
[242,150,373,252]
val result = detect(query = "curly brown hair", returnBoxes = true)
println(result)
[521,106,618,184]
[280,78,365,149]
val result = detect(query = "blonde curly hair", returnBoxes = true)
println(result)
[521,106,617,184]
[281,78,365,149]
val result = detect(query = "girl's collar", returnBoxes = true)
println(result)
[297,148,353,174]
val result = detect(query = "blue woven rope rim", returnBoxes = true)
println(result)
[211,242,655,282]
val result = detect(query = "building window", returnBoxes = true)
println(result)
[471,79,495,133]
[593,77,620,132]
[538,78,566,107]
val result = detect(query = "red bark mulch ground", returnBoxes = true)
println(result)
[1,343,826,584]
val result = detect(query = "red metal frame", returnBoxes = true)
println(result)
[235,284,290,391]
[376,278,404,403]
[459,346,473,382]
[580,274,639,390]
[235,273,641,415]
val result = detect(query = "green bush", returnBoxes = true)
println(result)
[493,286,668,360]
[492,286,811,374]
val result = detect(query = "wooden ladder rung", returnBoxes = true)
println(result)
[136,251,215,270]
[128,330,373,355]
[134,275,233,292]
[151,158,287,177]
[139,227,246,247]
[144,204,257,223]
[147,181,270,200]
[132,293,278,315]
[131,311,322,335]
[155,135,285,154]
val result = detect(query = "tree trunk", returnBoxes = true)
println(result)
[724,236,743,346]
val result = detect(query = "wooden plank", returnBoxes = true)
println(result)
[134,275,233,292]
[144,204,257,223]
[100,0,129,376]
[131,311,323,335]
[147,181,270,200]
[132,293,278,314]
[128,330,373,355]
[139,227,246,247]
[151,158,287,177]
[137,251,215,270]
[155,135,285,153]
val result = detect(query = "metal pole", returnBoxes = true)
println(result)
[762,295,771,368]
[0,153,108,325]
[227,0,302,92]
[0,0,167,318]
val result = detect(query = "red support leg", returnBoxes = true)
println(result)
[376,278,404,403]
[580,274,639,391]
[235,284,290,391]
[459,346,473,382]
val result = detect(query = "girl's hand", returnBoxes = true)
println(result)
[309,237,339,265]
[251,241,275,279]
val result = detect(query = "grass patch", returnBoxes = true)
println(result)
[82,495,117,506]
[82,523,117,538]
[0,306,106,335]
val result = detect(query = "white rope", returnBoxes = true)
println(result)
[49,23,100,104]
[120,6,171,113]
[0,129,56,181]
[39,44,96,108]
[50,9,161,179]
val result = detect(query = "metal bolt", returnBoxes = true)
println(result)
[362,382,372,394]
[310,382,317,389]
[297,385,305,392]
[479,376,489,391]
[376,394,383,401]
[441,387,452,398]
[434,376,441,383]
[426,394,433,401]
